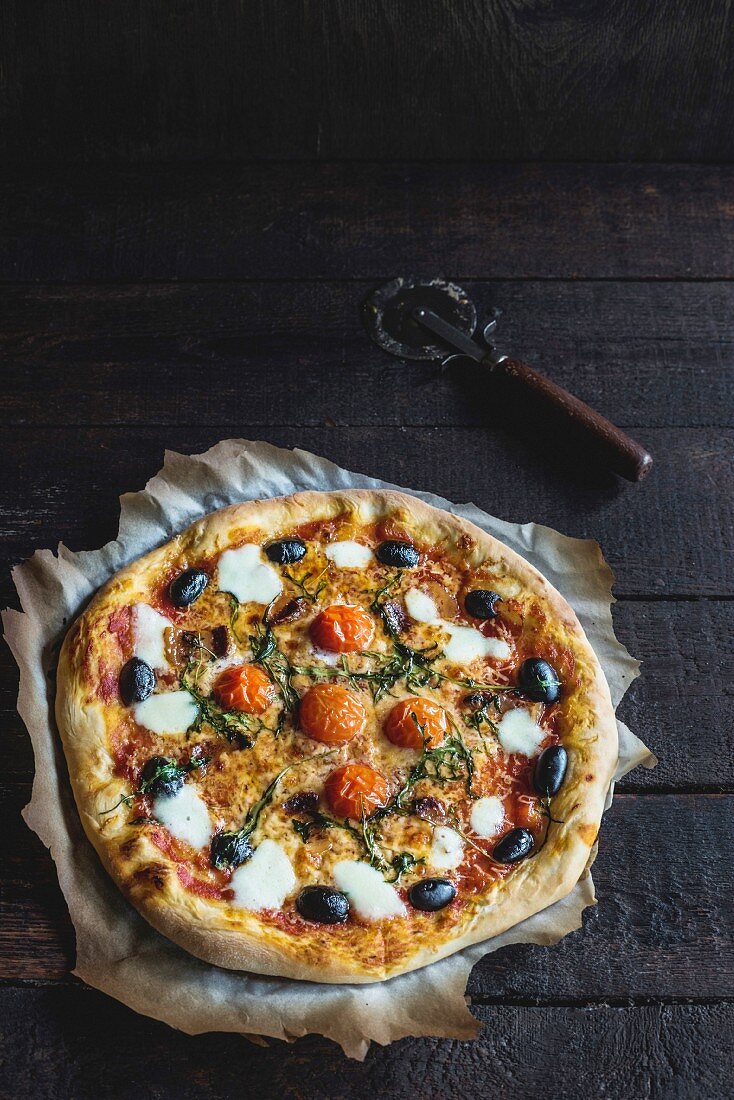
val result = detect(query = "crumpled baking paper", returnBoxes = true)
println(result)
[3,439,655,1059]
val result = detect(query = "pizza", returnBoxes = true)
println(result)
[55,489,617,983]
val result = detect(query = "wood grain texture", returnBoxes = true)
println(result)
[2,793,732,998]
[1,156,732,1088]
[5,280,732,430]
[0,988,730,1098]
[2,1,734,163]
[3,164,734,281]
[1,425,731,596]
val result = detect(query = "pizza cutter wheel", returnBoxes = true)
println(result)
[362,278,653,482]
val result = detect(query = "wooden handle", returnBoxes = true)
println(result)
[497,358,653,482]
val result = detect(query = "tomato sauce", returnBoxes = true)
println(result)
[148,828,231,900]
[110,725,151,782]
[107,606,132,651]
[293,517,341,542]
[97,660,119,704]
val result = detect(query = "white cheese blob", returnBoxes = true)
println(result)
[497,707,545,757]
[443,623,510,663]
[333,861,406,920]
[429,826,465,870]
[153,784,212,849]
[133,603,173,670]
[403,590,510,663]
[324,540,374,568]
[230,840,297,911]
[311,646,342,667]
[217,544,282,605]
[404,588,440,623]
[470,796,505,838]
[133,690,199,735]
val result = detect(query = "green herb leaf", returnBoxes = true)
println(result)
[282,566,328,603]
[100,754,209,816]
[182,668,270,744]
[249,611,300,733]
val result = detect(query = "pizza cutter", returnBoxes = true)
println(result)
[362,278,653,482]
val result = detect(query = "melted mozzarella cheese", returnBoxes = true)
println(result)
[429,826,464,870]
[217,544,282,605]
[470,796,505,838]
[311,646,342,667]
[133,690,199,735]
[404,588,440,623]
[324,540,374,568]
[443,623,510,663]
[153,784,212,848]
[230,840,297,911]
[133,603,173,670]
[333,861,406,920]
[497,707,545,757]
[404,590,510,663]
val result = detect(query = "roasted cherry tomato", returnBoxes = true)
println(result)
[299,683,367,744]
[384,696,448,750]
[324,763,389,819]
[214,663,275,714]
[310,604,375,653]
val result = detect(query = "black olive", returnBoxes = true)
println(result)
[534,745,568,798]
[141,756,183,799]
[493,827,534,864]
[517,658,561,703]
[296,885,350,925]
[265,538,307,565]
[232,732,254,750]
[119,657,156,704]
[210,831,254,870]
[375,540,420,569]
[169,568,209,607]
[464,589,502,619]
[408,878,457,912]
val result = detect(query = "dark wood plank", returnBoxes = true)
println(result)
[612,601,734,791]
[1,425,730,596]
[2,599,729,791]
[1,793,732,1000]
[2,1,734,163]
[3,165,734,281]
[0,987,731,1098]
[3,280,733,430]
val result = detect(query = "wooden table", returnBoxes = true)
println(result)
[1,163,732,1097]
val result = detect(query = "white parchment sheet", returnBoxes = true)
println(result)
[3,439,655,1059]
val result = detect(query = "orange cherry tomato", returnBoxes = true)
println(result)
[299,682,367,744]
[214,663,275,714]
[384,696,449,750]
[324,763,390,820]
[310,604,375,653]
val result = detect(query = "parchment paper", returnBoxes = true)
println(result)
[3,439,655,1060]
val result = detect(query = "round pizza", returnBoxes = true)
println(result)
[55,490,617,983]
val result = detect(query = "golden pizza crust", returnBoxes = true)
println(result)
[55,489,618,983]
